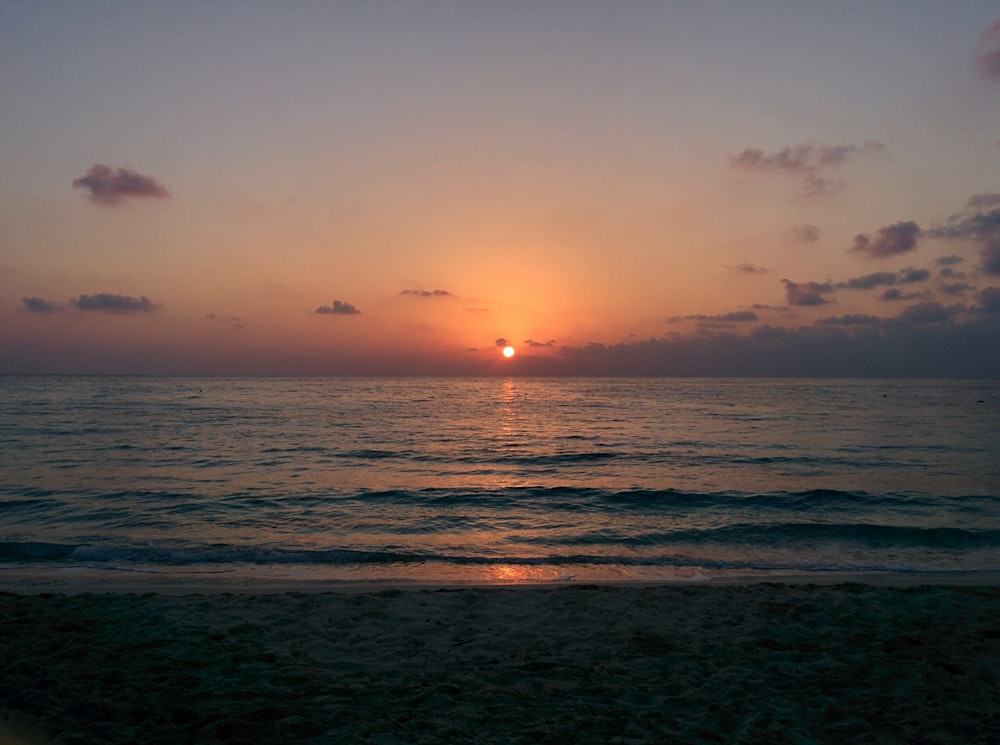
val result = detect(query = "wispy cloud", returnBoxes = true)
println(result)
[71,293,159,313]
[850,221,921,258]
[671,311,758,323]
[781,279,834,306]
[72,164,170,206]
[927,198,1000,275]
[975,20,1000,81]
[726,262,768,274]
[21,296,65,314]
[400,289,452,298]
[729,141,885,197]
[523,338,557,347]
[817,314,881,326]
[793,224,821,243]
[315,300,360,315]
[976,286,1000,314]
[878,288,929,303]
[897,302,963,324]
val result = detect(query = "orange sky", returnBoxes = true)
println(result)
[2,4,999,375]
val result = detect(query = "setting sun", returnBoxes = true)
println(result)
[502,345,516,358]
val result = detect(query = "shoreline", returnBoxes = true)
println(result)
[2,582,997,743]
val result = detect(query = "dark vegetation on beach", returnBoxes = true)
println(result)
[1,585,998,744]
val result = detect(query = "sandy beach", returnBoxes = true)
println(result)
[1,582,998,744]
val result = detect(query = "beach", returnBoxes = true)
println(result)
[1,582,998,744]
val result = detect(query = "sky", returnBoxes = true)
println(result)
[2,1,999,376]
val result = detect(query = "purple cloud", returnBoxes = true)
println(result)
[71,293,159,313]
[400,289,452,298]
[72,165,170,206]
[793,224,820,243]
[21,296,65,314]
[817,314,881,326]
[975,286,1000,314]
[897,302,962,324]
[725,262,768,274]
[729,141,885,196]
[315,300,360,315]
[781,279,834,306]
[851,221,921,258]
[976,20,1000,81]
[523,339,557,347]
[928,201,1000,276]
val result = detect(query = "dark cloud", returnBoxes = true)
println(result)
[400,289,452,298]
[975,286,1000,314]
[975,20,1000,81]
[927,203,1000,275]
[21,296,65,314]
[838,272,898,290]
[983,239,1000,275]
[793,224,820,243]
[522,317,1000,377]
[315,300,360,315]
[675,311,758,323]
[935,254,965,266]
[206,312,243,328]
[898,268,930,283]
[523,339,557,347]
[940,281,974,296]
[729,141,885,197]
[72,164,170,206]
[850,221,921,258]
[781,279,834,306]
[879,288,928,303]
[71,293,159,313]
[897,302,962,324]
[495,338,509,347]
[967,193,1000,209]
[727,262,768,274]
[818,314,881,326]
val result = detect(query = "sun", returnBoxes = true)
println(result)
[502,345,516,358]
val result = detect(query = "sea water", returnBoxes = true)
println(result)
[1,377,997,586]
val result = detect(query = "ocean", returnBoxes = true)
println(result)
[1,376,998,587]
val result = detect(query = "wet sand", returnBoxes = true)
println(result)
[1,583,998,744]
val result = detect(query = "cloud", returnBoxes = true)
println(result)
[521,317,1000,377]
[935,254,965,266]
[72,164,170,206]
[838,272,898,290]
[494,338,510,347]
[726,262,768,274]
[878,288,928,303]
[70,293,159,313]
[975,20,1000,81]
[850,221,921,258]
[940,282,974,296]
[793,224,820,243]
[315,300,360,315]
[673,311,758,323]
[967,193,1000,209]
[781,279,834,306]
[400,289,452,298]
[898,268,930,283]
[897,302,963,324]
[927,201,1000,275]
[206,312,243,328]
[817,314,881,326]
[523,339,556,347]
[975,286,1000,314]
[21,296,65,314]
[729,141,885,196]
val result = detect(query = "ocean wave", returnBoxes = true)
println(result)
[2,540,996,576]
